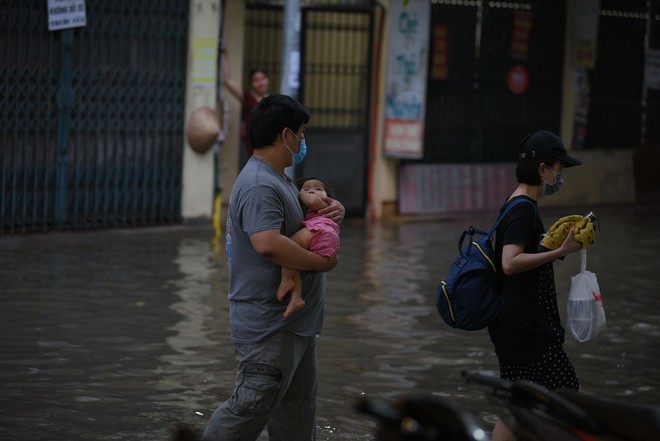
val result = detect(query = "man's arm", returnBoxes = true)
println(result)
[250,229,338,272]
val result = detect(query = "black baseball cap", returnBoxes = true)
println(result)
[518,130,582,167]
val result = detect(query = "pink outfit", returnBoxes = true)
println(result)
[301,212,340,257]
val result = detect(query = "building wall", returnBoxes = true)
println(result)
[197,0,638,224]
[182,0,222,219]
[368,1,395,219]
[216,0,244,220]
[552,0,636,209]
[369,0,636,218]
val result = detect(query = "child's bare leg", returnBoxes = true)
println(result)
[275,228,314,317]
[283,270,305,318]
[277,267,297,303]
[277,268,304,318]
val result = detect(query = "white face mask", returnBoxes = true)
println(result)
[542,164,564,196]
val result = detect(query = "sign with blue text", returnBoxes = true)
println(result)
[383,0,430,159]
[47,0,87,31]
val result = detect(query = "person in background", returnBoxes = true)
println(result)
[201,94,345,441]
[222,49,269,158]
[277,177,341,318]
[488,130,584,441]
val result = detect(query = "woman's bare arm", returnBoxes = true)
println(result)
[501,227,582,275]
[222,50,244,103]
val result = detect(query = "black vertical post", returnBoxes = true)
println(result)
[54,29,74,228]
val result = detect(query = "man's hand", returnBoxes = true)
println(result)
[318,197,345,224]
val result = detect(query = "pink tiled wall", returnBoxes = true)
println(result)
[399,163,517,215]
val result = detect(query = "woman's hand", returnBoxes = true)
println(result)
[318,197,345,224]
[557,226,583,257]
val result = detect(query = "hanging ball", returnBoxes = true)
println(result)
[186,106,220,154]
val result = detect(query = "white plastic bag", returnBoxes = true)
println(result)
[566,249,605,342]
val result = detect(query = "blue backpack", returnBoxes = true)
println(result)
[436,198,534,331]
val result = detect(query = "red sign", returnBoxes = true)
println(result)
[431,24,449,80]
[510,11,533,61]
[507,64,529,95]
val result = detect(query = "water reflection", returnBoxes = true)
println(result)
[1,206,659,440]
[157,238,232,426]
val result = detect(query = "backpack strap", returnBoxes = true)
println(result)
[488,197,535,236]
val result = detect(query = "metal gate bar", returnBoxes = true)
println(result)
[1,1,188,234]
[1,3,60,234]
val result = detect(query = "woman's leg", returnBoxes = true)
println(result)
[492,419,516,441]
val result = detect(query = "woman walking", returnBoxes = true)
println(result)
[489,130,584,441]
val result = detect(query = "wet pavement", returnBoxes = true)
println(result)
[1,203,660,440]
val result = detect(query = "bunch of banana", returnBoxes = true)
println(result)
[540,213,597,250]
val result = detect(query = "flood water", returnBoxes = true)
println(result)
[1,204,659,440]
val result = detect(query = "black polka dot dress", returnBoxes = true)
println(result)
[488,196,580,392]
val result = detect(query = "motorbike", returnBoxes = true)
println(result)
[356,371,660,441]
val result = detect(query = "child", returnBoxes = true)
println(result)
[277,177,341,318]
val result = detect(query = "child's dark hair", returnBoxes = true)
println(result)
[295,177,335,199]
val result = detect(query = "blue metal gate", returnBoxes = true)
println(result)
[1,1,188,234]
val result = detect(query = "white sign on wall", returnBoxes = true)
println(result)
[191,37,218,88]
[645,48,660,91]
[574,0,600,68]
[383,0,430,159]
[47,0,87,31]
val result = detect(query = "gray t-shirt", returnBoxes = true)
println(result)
[225,156,326,344]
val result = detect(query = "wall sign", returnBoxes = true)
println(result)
[383,0,430,159]
[575,0,600,68]
[645,48,660,91]
[431,24,448,81]
[47,0,87,31]
[510,10,533,61]
[507,64,529,95]
[192,37,218,89]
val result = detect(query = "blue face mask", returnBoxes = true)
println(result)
[542,164,564,196]
[284,129,307,165]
